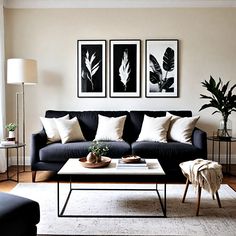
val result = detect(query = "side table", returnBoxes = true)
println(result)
[207,136,236,175]
[0,143,26,182]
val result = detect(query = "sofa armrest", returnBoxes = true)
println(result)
[192,127,207,158]
[30,130,47,169]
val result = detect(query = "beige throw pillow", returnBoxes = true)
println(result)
[55,117,85,144]
[137,115,171,142]
[94,115,127,141]
[40,114,69,143]
[166,112,199,144]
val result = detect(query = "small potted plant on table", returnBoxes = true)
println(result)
[5,123,17,141]
[87,141,109,163]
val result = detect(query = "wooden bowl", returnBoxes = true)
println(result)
[121,155,141,163]
[79,156,111,168]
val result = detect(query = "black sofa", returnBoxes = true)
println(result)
[31,110,207,182]
[0,192,40,236]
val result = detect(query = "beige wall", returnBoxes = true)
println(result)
[4,8,236,160]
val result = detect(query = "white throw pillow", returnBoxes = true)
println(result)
[40,114,69,143]
[137,115,171,143]
[94,115,127,141]
[55,117,85,144]
[166,112,199,144]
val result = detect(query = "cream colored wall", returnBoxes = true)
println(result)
[4,8,236,161]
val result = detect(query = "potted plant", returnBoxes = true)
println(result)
[199,76,236,139]
[5,123,17,140]
[87,141,109,163]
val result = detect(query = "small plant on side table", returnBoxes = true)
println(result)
[5,123,17,141]
[5,123,17,131]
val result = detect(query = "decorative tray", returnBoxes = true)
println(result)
[79,156,111,168]
[121,155,141,163]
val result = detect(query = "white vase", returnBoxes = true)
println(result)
[8,131,15,139]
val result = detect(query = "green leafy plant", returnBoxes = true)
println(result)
[199,76,236,136]
[88,141,109,157]
[5,123,17,131]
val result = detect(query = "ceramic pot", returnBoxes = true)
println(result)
[86,152,97,163]
[8,131,15,139]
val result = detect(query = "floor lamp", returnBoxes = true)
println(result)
[7,59,38,147]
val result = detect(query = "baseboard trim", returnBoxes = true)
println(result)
[208,154,236,164]
[8,155,30,166]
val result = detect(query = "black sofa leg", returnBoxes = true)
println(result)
[32,171,36,182]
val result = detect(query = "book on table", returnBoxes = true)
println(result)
[116,159,148,169]
[0,140,16,146]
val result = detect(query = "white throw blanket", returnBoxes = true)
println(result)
[179,159,223,194]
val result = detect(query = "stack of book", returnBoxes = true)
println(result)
[116,159,148,169]
[0,140,16,146]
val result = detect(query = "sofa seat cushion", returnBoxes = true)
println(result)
[131,141,203,174]
[39,141,131,162]
[132,141,203,159]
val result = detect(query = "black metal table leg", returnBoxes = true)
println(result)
[58,178,167,218]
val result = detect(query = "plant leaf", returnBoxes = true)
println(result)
[200,94,213,100]
[163,47,174,72]
[91,61,100,76]
[90,53,96,65]
[199,103,216,111]
[150,54,162,75]
[85,56,92,75]
[150,71,160,84]
[161,77,174,91]
[119,49,131,90]
[221,81,229,95]
[149,54,162,84]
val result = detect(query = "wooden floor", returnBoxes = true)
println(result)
[0,165,236,192]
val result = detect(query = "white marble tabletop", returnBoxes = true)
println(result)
[58,158,165,176]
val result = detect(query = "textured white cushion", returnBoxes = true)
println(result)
[166,112,199,144]
[55,117,85,144]
[137,115,171,142]
[40,114,69,143]
[94,115,127,141]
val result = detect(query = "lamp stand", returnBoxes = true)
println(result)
[16,83,26,171]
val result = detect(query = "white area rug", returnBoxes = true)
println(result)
[10,183,236,236]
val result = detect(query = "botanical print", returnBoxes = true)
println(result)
[146,40,178,97]
[77,40,106,97]
[119,49,130,91]
[110,40,140,97]
[82,50,101,91]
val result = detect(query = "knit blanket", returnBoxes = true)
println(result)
[179,159,223,194]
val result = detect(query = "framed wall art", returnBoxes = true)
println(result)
[110,40,141,97]
[145,39,179,98]
[77,40,106,97]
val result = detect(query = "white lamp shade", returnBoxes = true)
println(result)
[7,58,37,84]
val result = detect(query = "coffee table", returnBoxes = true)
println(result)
[57,158,166,218]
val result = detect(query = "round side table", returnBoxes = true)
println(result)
[207,136,236,175]
[0,143,26,182]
